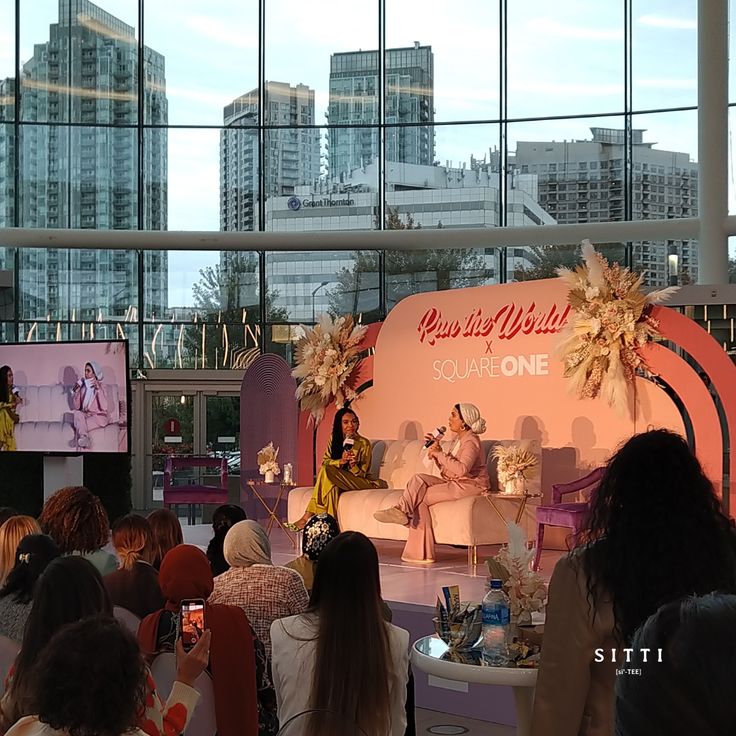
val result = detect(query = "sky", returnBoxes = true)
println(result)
[0,0,732,305]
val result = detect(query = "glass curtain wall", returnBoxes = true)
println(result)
[0,0,712,368]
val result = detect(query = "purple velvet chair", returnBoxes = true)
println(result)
[532,466,605,571]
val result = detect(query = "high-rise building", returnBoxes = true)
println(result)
[327,43,435,180]
[511,127,699,285]
[220,81,320,232]
[0,0,168,322]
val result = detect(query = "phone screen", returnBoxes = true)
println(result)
[179,599,206,651]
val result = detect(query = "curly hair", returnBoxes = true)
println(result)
[146,509,183,570]
[31,616,147,736]
[38,486,110,554]
[112,515,153,571]
[0,515,42,586]
[329,407,359,461]
[582,429,736,643]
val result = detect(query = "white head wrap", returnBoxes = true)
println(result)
[457,403,486,434]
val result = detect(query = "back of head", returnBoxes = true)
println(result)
[583,429,736,642]
[159,544,214,604]
[302,514,340,562]
[147,509,183,568]
[39,486,110,555]
[212,504,247,535]
[616,594,736,736]
[112,514,153,571]
[8,556,111,726]
[223,520,271,568]
[31,616,146,736]
[308,532,391,736]
[0,515,42,585]
[1,534,60,604]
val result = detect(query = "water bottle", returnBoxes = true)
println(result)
[482,578,510,666]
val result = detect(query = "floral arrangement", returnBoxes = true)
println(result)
[257,442,280,477]
[556,240,679,415]
[486,522,547,620]
[292,313,368,423]
[493,444,539,492]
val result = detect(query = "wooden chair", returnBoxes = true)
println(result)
[533,466,605,571]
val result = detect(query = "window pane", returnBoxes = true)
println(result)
[386,247,498,313]
[265,251,379,323]
[508,116,626,226]
[513,243,626,282]
[0,0,15,121]
[632,0,697,110]
[144,1,256,125]
[386,0,499,123]
[632,239,697,286]
[0,247,14,321]
[0,124,15,226]
[508,0,624,118]
[266,0,376,127]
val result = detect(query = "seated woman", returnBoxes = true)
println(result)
[138,545,261,736]
[5,616,206,736]
[284,513,340,594]
[288,407,387,531]
[38,486,117,576]
[103,515,164,619]
[0,535,59,643]
[146,509,183,571]
[271,532,409,736]
[206,504,248,577]
[530,429,736,736]
[1,556,207,736]
[0,517,42,588]
[616,593,736,736]
[71,361,110,450]
[0,365,21,452]
[374,403,488,564]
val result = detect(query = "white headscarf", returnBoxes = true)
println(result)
[457,403,487,434]
[82,361,104,411]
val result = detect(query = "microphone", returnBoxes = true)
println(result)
[424,426,447,448]
[11,386,19,396]
[343,436,355,453]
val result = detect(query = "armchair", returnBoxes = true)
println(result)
[532,466,605,571]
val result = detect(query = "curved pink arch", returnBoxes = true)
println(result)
[650,306,736,512]
[639,342,723,493]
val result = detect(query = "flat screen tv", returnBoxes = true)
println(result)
[0,340,130,454]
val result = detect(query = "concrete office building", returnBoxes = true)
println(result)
[328,43,435,179]
[511,127,699,286]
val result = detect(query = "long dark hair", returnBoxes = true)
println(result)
[329,407,358,460]
[206,504,247,576]
[582,429,736,643]
[0,534,59,604]
[2,556,112,731]
[307,532,393,736]
[0,365,10,403]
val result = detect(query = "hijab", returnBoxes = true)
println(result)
[457,402,487,434]
[223,520,272,568]
[302,514,340,562]
[82,361,104,411]
[138,545,258,736]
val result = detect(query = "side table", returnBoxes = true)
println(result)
[241,480,298,548]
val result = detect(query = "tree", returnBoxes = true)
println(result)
[729,256,736,283]
[513,242,627,282]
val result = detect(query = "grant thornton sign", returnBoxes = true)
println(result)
[287,195,355,211]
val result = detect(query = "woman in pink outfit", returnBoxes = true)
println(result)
[374,403,489,564]
[71,361,110,449]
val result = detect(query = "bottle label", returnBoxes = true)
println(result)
[483,603,510,626]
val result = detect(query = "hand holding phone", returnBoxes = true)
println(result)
[175,628,211,687]
[179,598,206,652]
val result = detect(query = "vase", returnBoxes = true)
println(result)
[264,470,275,483]
[514,610,533,626]
[503,476,526,495]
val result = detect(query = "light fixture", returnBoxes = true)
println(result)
[180,394,186,405]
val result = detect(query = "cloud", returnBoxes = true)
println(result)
[183,15,257,50]
[637,15,696,31]
[526,18,623,40]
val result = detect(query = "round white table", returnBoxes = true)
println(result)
[411,636,538,736]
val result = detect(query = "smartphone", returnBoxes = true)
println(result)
[179,598,206,652]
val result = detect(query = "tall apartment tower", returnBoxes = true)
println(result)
[0,0,169,322]
[512,127,699,285]
[220,81,320,232]
[327,43,435,180]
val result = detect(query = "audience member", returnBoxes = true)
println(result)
[138,545,260,736]
[206,505,247,577]
[38,487,116,575]
[531,429,736,736]
[104,515,164,619]
[0,517,41,588]
[271,532,409,736]
[146,510,183,571]
[0,556,206,736]
[616,593,736,736]
[209,520,308,657]
[0,535,59,642]
[4,616,206,736]
[284,513,340,594]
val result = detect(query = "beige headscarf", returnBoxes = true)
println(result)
[223,520,272,568]
[457,402,487,434]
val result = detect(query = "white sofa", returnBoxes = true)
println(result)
[14,384,124,453]
[288,438,542,564]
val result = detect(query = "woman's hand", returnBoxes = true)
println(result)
[427,444,443,459]
[345,449,357,468]
[175,629,211,687]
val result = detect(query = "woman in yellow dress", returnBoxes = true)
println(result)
[288,407,386,530]
[0,365,21,451]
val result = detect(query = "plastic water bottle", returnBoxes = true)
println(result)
[482,578,510,666]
